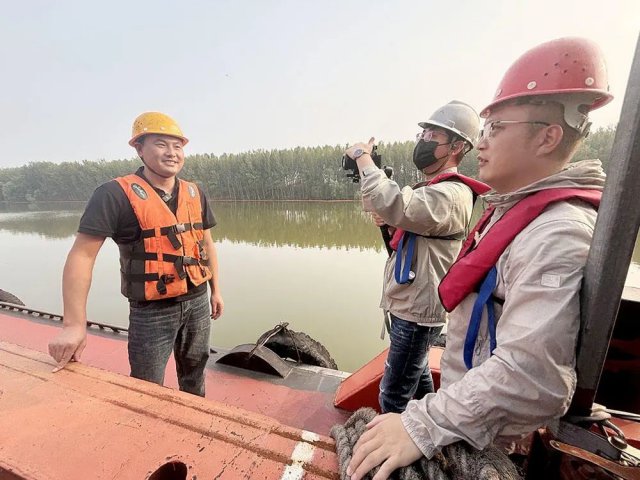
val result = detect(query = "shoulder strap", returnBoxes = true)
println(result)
[438,188,602,312]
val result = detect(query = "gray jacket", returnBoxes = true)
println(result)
[401,160,606,458]
[360,166,475,324]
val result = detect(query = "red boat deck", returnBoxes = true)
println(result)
[0,341,339,479]
[0,308,351,436]
[2,298,639,478]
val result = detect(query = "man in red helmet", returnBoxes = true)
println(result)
[347,37,612,480]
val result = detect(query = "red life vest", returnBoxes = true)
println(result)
[115,175,213,301]
[389,173,491,250]
[438,188,602,312]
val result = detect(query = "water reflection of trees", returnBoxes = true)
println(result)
[0,203,85,239]
[0,201,385,250]
[213,202,383,250]
[3,200,638,256]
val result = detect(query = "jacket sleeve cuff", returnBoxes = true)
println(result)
[401,411,438,459]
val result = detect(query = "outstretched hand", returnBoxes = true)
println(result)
[347,413,423,480]
[48,325,87,373]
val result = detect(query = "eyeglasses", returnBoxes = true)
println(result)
[416,128,449,142]
[479,120,550,140]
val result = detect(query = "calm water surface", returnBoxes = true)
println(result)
[1,201,639,372]
[0,202,392,372]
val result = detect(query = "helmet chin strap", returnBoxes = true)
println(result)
[525,93,596,137]
[552,94,594,137]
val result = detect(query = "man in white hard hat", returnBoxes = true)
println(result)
[345,101,489,414]
[347,37,612,480]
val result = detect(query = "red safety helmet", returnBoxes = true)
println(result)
[481,37,613,134]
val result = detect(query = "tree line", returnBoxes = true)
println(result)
[0,126,616,202]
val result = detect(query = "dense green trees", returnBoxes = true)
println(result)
[0,126,616,202]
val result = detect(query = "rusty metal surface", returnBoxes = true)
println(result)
[550,440,640,480]
[0,341,339,480]
[0,309,351,436]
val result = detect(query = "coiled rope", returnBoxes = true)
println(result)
[330,408,522,480]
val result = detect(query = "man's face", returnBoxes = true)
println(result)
[477,104,544,193]
[135,134,186,179]
[416,127,455,174]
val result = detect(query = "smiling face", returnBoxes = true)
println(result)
[135,134,185,180]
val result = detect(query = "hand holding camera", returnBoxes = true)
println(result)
[341,137,392,183]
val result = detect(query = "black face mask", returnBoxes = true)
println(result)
[412,140,452,171]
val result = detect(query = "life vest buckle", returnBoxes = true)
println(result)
[182,256,199,266]
[160,274,175,284]
[173,223,187,233]
[175,257,188,280]
[167,230,182,250]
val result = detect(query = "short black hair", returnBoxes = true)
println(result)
[134,134,147,146]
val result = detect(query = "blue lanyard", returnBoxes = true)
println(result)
[464,266,498,369]
[394,232,416,284]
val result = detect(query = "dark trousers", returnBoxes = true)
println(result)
[128,292,211,397]
[379,314,443,413]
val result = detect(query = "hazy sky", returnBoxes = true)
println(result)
[0,0,638,168]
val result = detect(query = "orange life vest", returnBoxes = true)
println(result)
[115,174,212,301]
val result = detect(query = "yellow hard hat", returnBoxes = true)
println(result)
[128,112,189,146]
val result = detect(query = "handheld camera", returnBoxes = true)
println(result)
[341,145,392,182]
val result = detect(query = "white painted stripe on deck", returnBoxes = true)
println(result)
[301,430,320,442]
[280,464,305,480]
[291,442,315,463]
[279,432,318,480]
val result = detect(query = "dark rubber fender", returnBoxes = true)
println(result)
[0,289,25,305]
[257,324,338,370]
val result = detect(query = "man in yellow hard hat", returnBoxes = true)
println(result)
[48,112,223,397]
